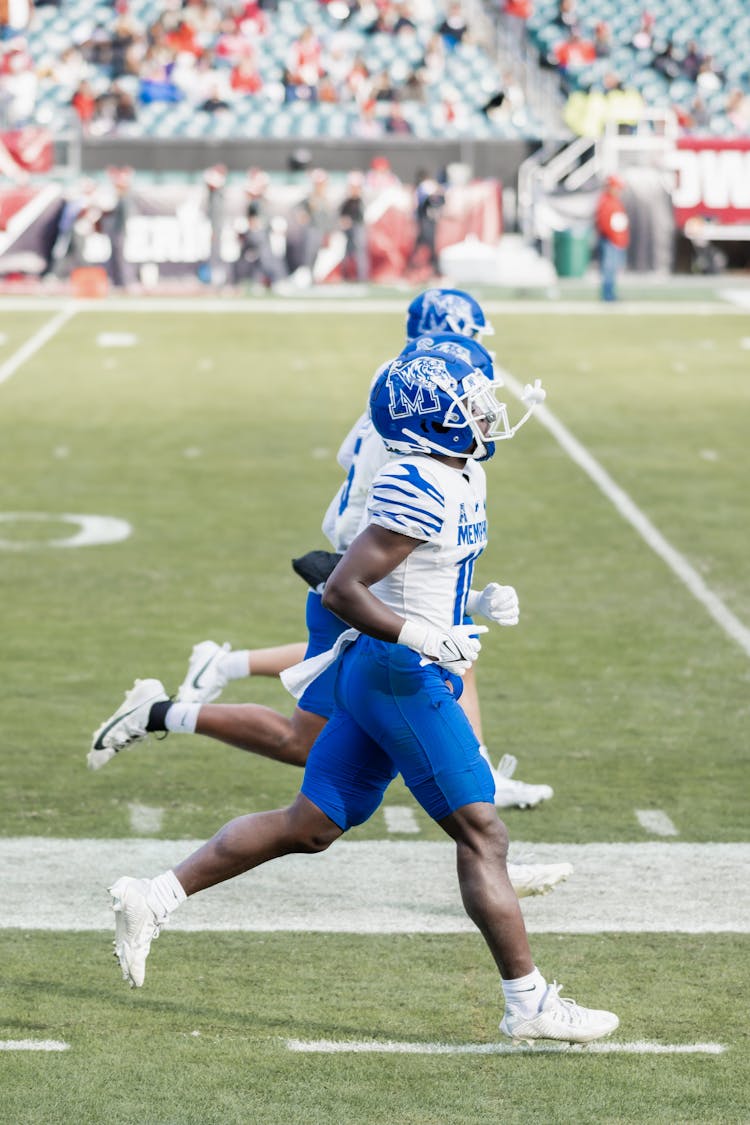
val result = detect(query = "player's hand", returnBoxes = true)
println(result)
[471,583,519,627]
[398,620,488,675]
[521,378,546,406]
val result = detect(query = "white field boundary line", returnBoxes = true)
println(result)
[0,305,77,388]
[0,1040,70,1052]
[636,810,678,837]
[128,803,164,834]
[0,297,746,315]
[500,366,750,660]
[383,806,420,834]
[286,1038,726,1056]
[2,839,749,933]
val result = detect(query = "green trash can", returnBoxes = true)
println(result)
[553,227,592,278]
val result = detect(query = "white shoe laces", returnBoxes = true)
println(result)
[544,982,588,1025]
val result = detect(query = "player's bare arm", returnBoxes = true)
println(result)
[322,523,419,641]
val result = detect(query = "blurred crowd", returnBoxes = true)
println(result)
[546,0,750,136]
[40,156,449,290]
[0,0,501,137]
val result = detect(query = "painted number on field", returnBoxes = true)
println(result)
[0,512,133,549]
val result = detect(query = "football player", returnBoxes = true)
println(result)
[105,348,620,1050]
[90,289,553,812]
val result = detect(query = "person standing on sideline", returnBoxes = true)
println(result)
[595,173,629,302]
[201,163,227,286]
[339,171,369,282]
[104,348,618,1048]
[407,169,445,278]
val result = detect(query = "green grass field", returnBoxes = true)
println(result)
[1,297,749,1123]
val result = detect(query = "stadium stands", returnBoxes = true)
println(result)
[527,0,750,137]
[16,0,543,141]
[2,0,749,142]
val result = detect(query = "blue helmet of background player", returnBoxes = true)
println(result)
[400,332,495,382]
[405,288,494,342]
[369,348,506,462]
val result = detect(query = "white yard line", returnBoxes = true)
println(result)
[0,1040,70,1052]
[636,810,679,837]
[500,367,750,660]
[2,839,749,933]
[0,306,76,387]
[128,803,164,834]
[383,806,420,834]
[286,1038,725,1055]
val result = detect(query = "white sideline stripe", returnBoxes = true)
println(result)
[286,1038,725,1056]
[96,332,138,348]
[0,306,76,387]
[0,297,745,316]
[0,1040,70,1052]
[719,288,750,310]
[128,803,164,834]
[636,809,678,837]
[499,367,750,660]
[2,839,749,933]
[383,806,420,834]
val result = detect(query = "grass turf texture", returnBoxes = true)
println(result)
[1,932,748,1125]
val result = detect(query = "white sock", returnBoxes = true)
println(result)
[226,649,251,679]
[147,870,187,920]
[502,968,547,1016]
[165,702,200,733]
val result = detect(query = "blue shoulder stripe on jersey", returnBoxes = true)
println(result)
[373,510,441,537]
[370,494,444,534]
[379,462,444,506]
[373,480,441,507]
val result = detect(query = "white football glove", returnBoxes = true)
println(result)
[465,583,519,627]
[521,378,546,406]
[397,620,488,675]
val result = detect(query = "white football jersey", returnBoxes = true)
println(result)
[367,455,488,630]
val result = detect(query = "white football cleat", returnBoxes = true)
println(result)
[176,640,231,704]
[88,678,168,770]
[500,982,619,1046]
[508,862,573,898]
[109,876,166,988]
[493,754,554,809]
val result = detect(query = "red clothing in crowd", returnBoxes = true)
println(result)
[554,35,596,69]
[596,189,630,248]
[288,30,323,85]
[504,0,532,17]
[71,87,96,122]
[165,21,202,56]
[231,62,263,93]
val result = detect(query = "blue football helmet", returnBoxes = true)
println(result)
[405,288,494,342]
[400,332,495,382]
[369,348,508,462]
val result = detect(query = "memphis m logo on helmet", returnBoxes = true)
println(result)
[371,349,498,462]
[370,346,547,463]
[386,355,453,420]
